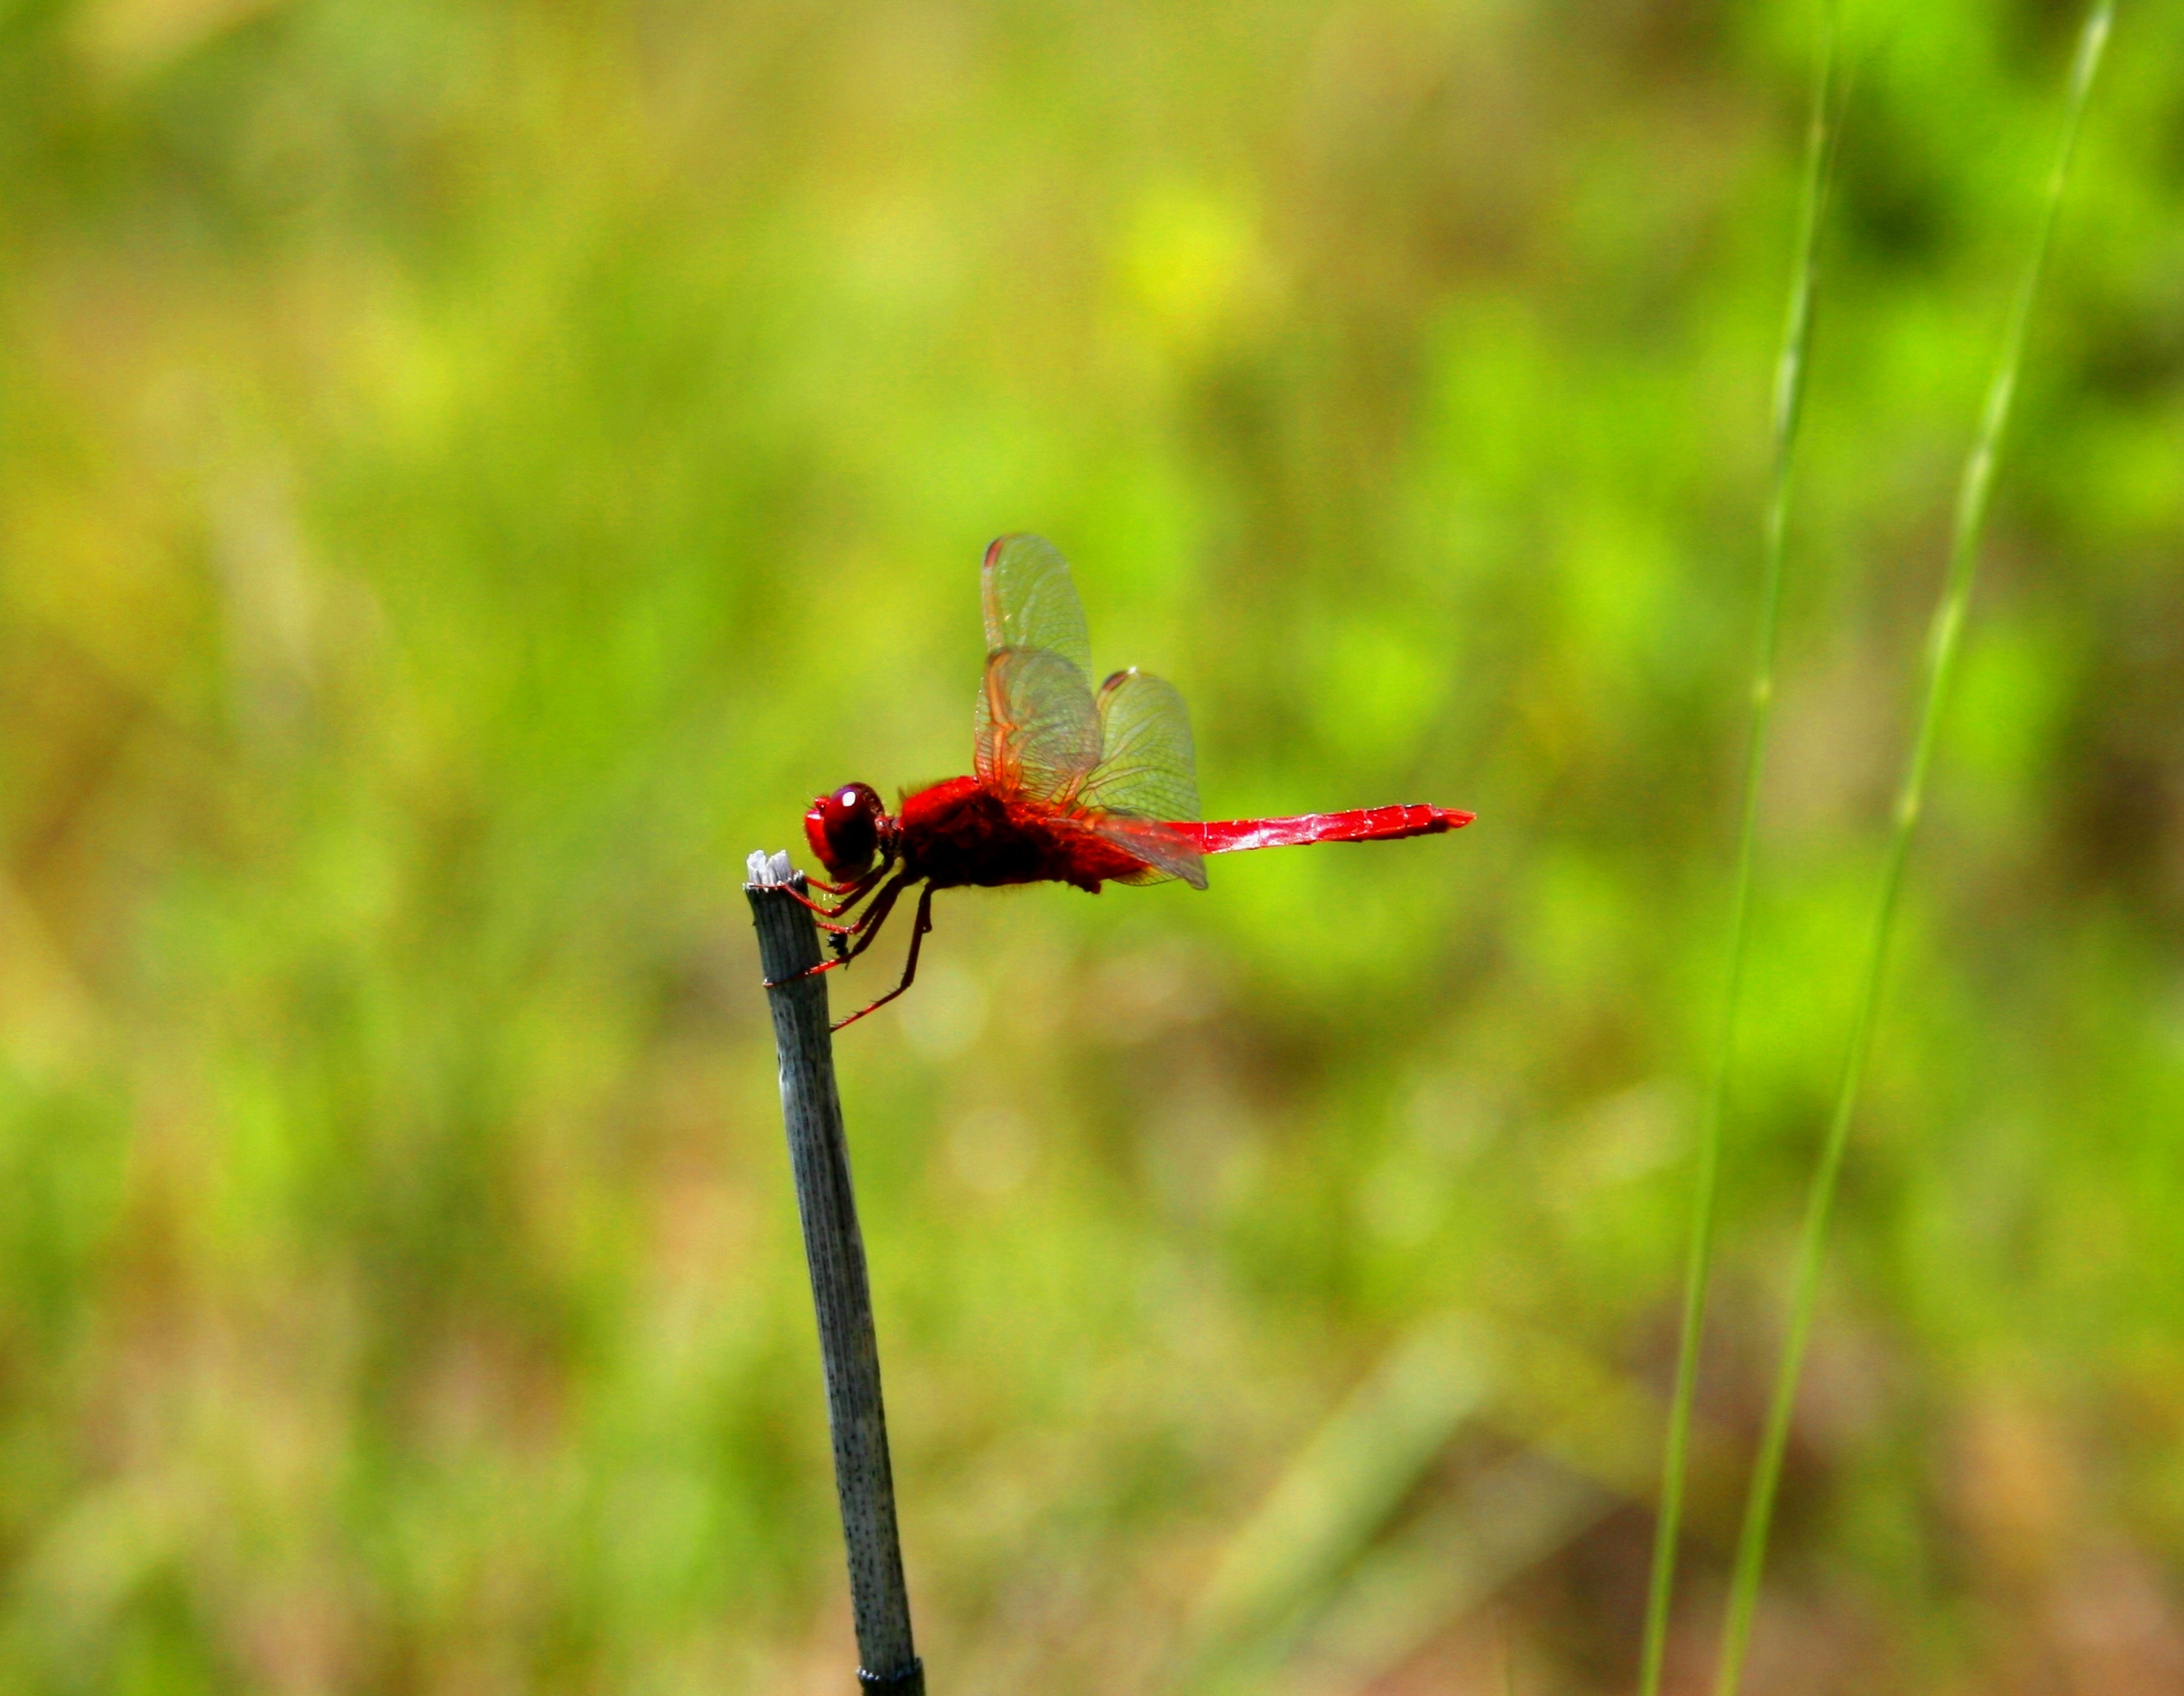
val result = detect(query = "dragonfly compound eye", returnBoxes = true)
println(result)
[805,784,880,878]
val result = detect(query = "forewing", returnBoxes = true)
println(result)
[1083,668,1200,823]
[973,646,1101,803]
[982,534,1093,680]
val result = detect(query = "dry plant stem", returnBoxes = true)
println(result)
[748,854,926,1695]
[1635,13,1844,1694]
[1711,8,2114,1693]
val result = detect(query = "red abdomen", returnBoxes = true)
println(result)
[1194,804,1472,853]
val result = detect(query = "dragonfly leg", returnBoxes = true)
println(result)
[784,889,863,934]
[831,882,936,1032]
[806,862,895,898]
[784,865,888,922]
[762,871,912,988]
[824,868,913,956]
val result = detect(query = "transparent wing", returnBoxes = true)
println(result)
[1083,667,1200,824]
[1076,668,1204,887]
[982,534,1092,680]
[1083,811,1207,889]
[973,646,1102,804]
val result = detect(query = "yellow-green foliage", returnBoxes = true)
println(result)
[0,3,2179,1691]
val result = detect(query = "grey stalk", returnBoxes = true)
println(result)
[748,850,925,1694]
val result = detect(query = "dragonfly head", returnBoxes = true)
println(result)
[805,782,890,879]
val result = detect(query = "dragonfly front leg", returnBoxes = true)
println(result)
[822,866,913,958]
[784,863,889,925]
[805,860,896,899]
[831,883,936,1032]
[762,871,914,989]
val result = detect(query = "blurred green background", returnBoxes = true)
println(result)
[3,0,2181,1690]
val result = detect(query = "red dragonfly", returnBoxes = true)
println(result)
[785,535,1473,1029]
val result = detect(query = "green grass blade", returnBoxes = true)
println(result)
[1633,12,1844,1696]
[1710,7,2115,1692]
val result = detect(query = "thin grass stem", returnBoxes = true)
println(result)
[1633,12,1843,1695]
[1710,7,2115,1692]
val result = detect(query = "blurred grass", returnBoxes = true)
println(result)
[2,1,2181,1692]
[1713,9,2114,1692]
